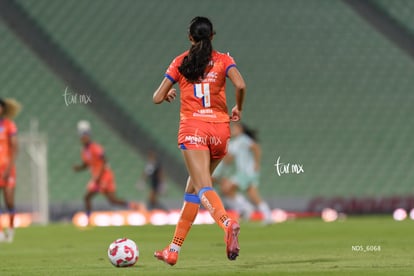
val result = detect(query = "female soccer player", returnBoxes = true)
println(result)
[225,122,273,224]
[0,98,21,242]
[213,160,255,221]
[153,16,246,265]
[73,120,135,225]
[140,150,166,210]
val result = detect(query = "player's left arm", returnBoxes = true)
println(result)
[4,134,18,180]
[250,142,261,172]
[153,78,176,104]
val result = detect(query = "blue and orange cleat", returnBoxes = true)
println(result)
[154,246,178,266]
[225,220,240,260]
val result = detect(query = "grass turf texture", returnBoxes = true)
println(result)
[0,216,413,275]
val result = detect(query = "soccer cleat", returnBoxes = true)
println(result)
[262,215,274,226]
[225,220,240,260]
[154,246,178,266]
[0,231,6,243]
[128,201,145,211]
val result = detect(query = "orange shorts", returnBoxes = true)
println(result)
[178,120,230,160]
[87,169,116,193]
[0,165,16,189]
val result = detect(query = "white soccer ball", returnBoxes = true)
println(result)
[77,120,91,135]
[321,208,338,222]
[107,238,139,267]
[393,208,407,221]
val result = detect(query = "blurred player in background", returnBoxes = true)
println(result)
[222,122,273,224]
[212,160,255,221]
[139,150,166,210]
[0,98,21,242]
[73,120,140,225]
[152,16,246,265]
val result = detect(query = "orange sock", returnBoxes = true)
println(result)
[199,187,229,231]
[170,194,200,252]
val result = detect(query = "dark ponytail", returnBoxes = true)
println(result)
[242,123,258,142]
[179,17,214,82]
[0,99,5,109]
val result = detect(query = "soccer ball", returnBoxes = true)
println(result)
[107,238,139,267]
[77,120,91,134]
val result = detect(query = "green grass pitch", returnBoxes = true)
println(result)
[0,216,413,275]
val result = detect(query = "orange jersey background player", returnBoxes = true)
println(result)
[81,141,115,194]
[73,120,132,224]
[0,118,17,188]
[0,98,21,243]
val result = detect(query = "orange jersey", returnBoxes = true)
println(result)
[0,118,17,166]
[81,142,109,178]
[165,50,236,122]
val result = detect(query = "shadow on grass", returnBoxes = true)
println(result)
[238,258,338,269]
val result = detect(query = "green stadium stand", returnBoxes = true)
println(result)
[374,0,414,34]
[4,0,414,203]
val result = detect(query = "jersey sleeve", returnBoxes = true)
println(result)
[165,57,181,84]
[241,135,254,148]
[223,53,237,77]
[232,135,253,153]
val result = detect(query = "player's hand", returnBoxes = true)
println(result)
[91,183,100,193]
[73,164,82,172]
[165,88,177,103]
[230,105,241,121]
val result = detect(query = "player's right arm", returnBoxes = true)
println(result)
[227,66,246,122]
[153,78,176,104]
[154,54,186,104]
